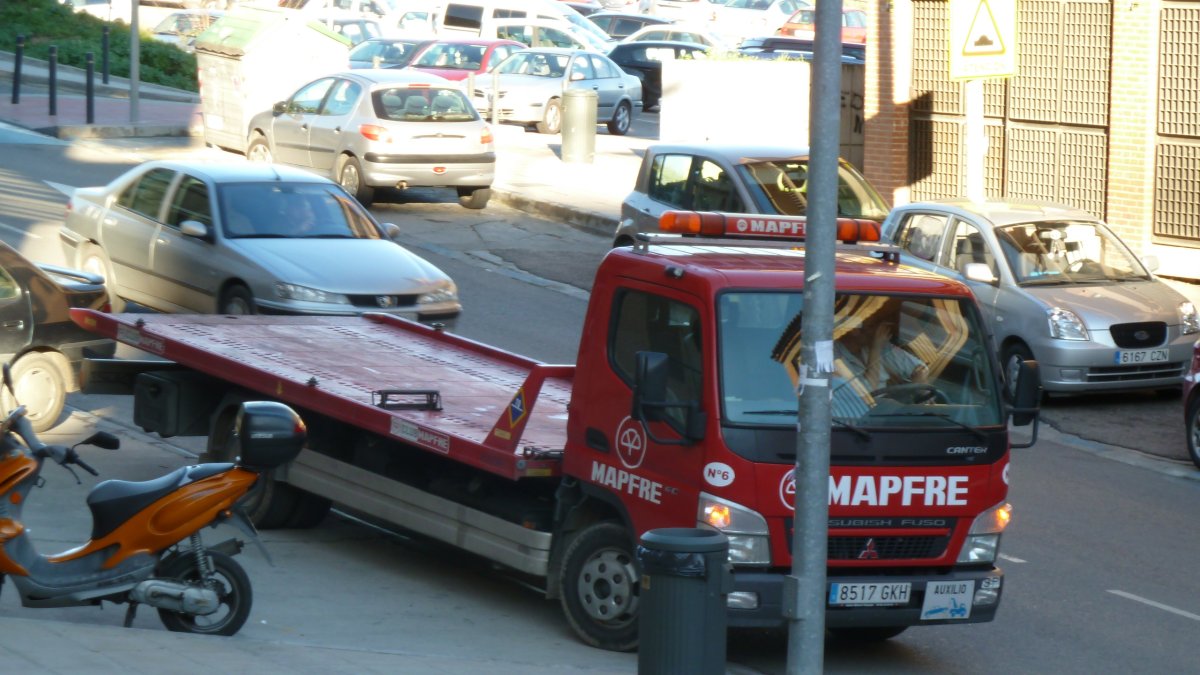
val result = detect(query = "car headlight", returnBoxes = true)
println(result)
[275,283,349,305]
[957,501,1012,564]
[697,492,771,566]
[1180,301,1200,335]
[417,281,458,306]
[1047,307,1089,340]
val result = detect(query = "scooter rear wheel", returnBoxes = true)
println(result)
[157,551,253,637]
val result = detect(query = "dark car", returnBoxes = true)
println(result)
[738,36,865,62]
[607,39,709,110]
[0,242,112,432]
[588,11,674,39]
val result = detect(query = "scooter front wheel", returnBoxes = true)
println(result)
[157,551,253,637]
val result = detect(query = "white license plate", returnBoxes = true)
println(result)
[1114,348,1169,365]
[920,580,974,620]
[828,582,911,606]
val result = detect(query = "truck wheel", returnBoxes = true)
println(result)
[157,550,252,637]
[286,492,332,529]
[207,395,298,529]
[456,186,491,209]
[607,101,632,136]
[337,155,375,206]
[536,98,562,134]
[80,244,126,312]
[558,522,640,651]
[1187,395,1200,469]
[246,133,272,163]
[828,626,908,642]
[3,351,68,433]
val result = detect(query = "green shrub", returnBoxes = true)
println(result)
[0,0,198,92]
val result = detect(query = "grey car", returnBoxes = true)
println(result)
[246,69,495,209]
[59,160,461,321]
[472,48,641,136]
[881,199,1200,394]
[613,143,888,246]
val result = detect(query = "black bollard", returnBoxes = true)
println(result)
[11,35,23,105]
[86,52,95,124]
[48,46,57,117]
[102,26,110,85]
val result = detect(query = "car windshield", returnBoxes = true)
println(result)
[995,219,1150,285]
[218,183,383,239]
[372,87,477,121]
[720,291,1004,429]
[413,43,488,70]
[736,159,889,220]
[497,52,568,77]
[350,40,417,64]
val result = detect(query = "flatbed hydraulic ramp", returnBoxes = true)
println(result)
[71,310,573,481]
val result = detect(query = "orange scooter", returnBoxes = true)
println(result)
[0,364,305,636]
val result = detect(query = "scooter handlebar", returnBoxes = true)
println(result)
[69,450,99,477]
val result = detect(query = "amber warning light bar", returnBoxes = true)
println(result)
[657,211,881,243]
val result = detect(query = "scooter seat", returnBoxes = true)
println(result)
[86,463,237,541]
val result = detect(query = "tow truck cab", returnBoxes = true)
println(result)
[565,211,1041,638]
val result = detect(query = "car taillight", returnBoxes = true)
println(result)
[481,125,493,145]
[359,124,391,142]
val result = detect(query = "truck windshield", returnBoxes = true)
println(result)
[718,292,1004,429]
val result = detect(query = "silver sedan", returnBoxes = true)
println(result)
[246,69,495,209]
[472,48,641,135]
[60,160,461,321]
[882,199,1200,395]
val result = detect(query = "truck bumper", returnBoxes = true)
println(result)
[727,567,1003,629]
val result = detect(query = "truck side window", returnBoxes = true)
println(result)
[610,289,703,430]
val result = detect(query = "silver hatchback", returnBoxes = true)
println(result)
[882,199,1200,394]
[246,69,495,209]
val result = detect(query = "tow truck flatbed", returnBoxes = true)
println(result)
[72,309,572,481]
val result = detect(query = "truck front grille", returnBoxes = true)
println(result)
[828,535,950,560]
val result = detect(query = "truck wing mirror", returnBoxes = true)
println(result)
[1009,359,1041,449]
[632,351,706,445]
[632,351,669,423]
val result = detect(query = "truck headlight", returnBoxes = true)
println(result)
[275,283,349,305]
[1047,307,1089,341]
[697,492,771,567]
[1180,302,1200,335]
[957,501,1012,564]
[418,281,458,306]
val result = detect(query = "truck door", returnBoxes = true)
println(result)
[566,283,709,529]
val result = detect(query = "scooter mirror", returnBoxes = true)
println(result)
[83,431,120,450]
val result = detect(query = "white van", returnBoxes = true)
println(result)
[404,0,614,48]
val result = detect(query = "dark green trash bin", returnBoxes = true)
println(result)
[561,88,597,163]
[637,528,731,675]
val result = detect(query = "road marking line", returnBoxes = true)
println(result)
[1108,590,1200,621]
[998,553,1026,563]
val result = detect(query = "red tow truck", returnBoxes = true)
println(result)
[73,211,1041,650]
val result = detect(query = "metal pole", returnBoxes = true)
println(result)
[490,69,498,127]
[102,26,110,85]
[130,0,140,124]
[786,0,842,671]
[86,53,95,124]
[11,35,23,105]
[48,46,58,117]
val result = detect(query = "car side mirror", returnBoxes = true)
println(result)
[179,220,209,239]
[381,222,401,239]
[1141,254,1160,273]
[570,71,585,81]
[273,101,287,115]
[962,262,997,284]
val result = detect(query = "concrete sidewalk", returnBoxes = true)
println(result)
[0,50,641,237]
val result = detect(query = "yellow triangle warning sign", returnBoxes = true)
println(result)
[963,0,1005,56]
